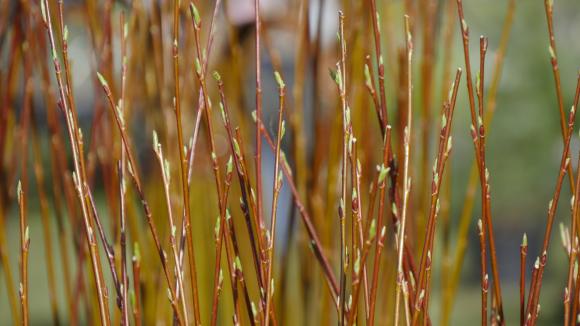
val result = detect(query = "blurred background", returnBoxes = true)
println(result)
[1,0,580,324]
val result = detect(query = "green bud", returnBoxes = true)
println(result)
[195,58,202,75]
[274,71,285,88]
[369,218,376,239]
[190,2,201,26]
[226,155,233,175]
[280,120,286,139]
[41,1,48,23]
[97,72,108,87]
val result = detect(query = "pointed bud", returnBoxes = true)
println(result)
[40,1,48,23]
[190,2,201,26]
[280,120,286,139]
[274,71,285,88]
[369,218,377,239]
[195,58,202,75]
[17,180,22,203]
[97,72,108,88]
[226,155,234,175]
[364,64,372,87]
[549,45,556,60]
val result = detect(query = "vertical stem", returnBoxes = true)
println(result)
[119,12,129,326]
[455,2,504,321]
[520,234,527,326]
[132,247,142,326]
[174,2,201,324]
[337,11,349,324]
[264,72,286,326]
[477,220,488,326]
[40,2,110,322]
[254,0,265,247]
[395,15,413,326]
[17,182,29,326]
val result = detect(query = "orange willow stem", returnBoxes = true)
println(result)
[40,1,110,323]
[412,69,461,325]
[520,234,527,326]
[394,15,413,326]
[443,1,515,320]
[17,182,29,326]
[264,71,286,326]
[456,1,504,322]
[477,219,488,326]
[254,0,265,250]
[174,2,200,324]
[526,101,578,325]
[132,246,142,326]
[97,74,184,325]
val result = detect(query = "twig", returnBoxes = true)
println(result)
[17,182,29,326]
[456,2,505,321]
[152,132,188,325]
[40,1,110,322]
[566,147,580,326]
[369,0,388,129]
[368,126,392,326]
[264,71,286,326]
[96,73,184,325]
[443,2,516,319]
[259,121,340,306]
[131,245,142,326]
[520,234,527,326]
[543,0,573,190]
[394,15,413,326]
[173,2,199,324]
[477,220,488,326]
[254,0,265,246]
[525,103,577,324]
[335,10,349,322]
[412,68,461,325]
[118,12,129,326]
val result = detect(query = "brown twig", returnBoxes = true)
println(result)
[520,234,528,326]
[40,1,110,322]
[174,2,200,324]
[264,71,286,326]
[412,68,461,325]
[131,245,142,326]
[96,73,184,325]
[394,15,413,326]
[368,126,392,326]
[525,103,577,324]
[455,2,505,321]
[152,132,188,325]
[477,219,488,326]
[566,148,580,326]
[17,182,29,326]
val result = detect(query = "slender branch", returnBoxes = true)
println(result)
[520,234,527,326]
[264,71,286,326]
[395,15,413,326]
[96,73,184,325]
[175,2,201,324]
[17,182,29,326]
[525,103,577,324]
[40,2,110,322]
[412,69,461,325]
[455,2,505,321]
[131,246,142,326]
